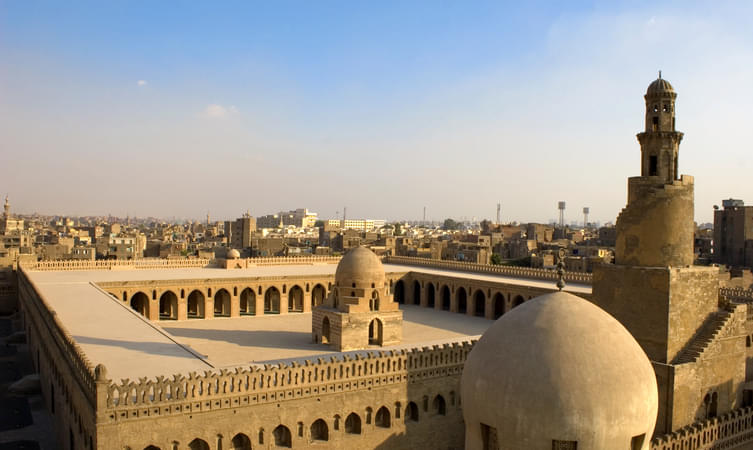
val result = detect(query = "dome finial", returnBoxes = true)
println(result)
[556,248,566,291]
[659,70,662,79]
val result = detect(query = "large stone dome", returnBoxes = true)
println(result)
[647,77,674,95]
[461,291,657,450]
[335,246,385,288]
[226,248,240,259]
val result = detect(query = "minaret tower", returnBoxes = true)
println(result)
[593,76,747,435]
[614,75,694,268]
[3,195,10,219]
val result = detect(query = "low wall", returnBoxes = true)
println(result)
[651,406,753,450]
[383,255,594,284]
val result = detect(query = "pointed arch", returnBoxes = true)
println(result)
[187,290,205,318]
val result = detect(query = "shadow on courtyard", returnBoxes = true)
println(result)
[73,335,204,360]
[161,328,317,351]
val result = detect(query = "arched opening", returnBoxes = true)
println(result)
[312,284,326,308]
[240,288,256,315]
[273,425,291,448]
[394,280,405,304]
[368,319,383,345]
[230,433,251,450]
[405,402,419,423]
[710,392,718,418]
[188,439,210,450]
[375,406,391,428]
[144,446,161,450]
[214,288,231,317]
[493,293,505,319]
[369,291,377,311]
[264,287,281,314]
[187,290,205,318]
[427,283,435,308]
[412,280,421,304]
[321,317,330,344]
[159,291,178,320]
[457,287,467,314]
[433,395,446,415]
[474,290,485,317]
[441,285,451,311]
[512,295,525,308]
[310,419,328,441]
[130,292,149,318]
[345,413,361,434]
[288,285,304,312]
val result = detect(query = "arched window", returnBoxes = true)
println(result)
[188,439,209,450]
[405,402,419,422]
[240,288,256,315]
[264,287,281,314]
[214,289,231,316]
[230,433,251,450]
[159,291,178,320]
[273,425,291,448]
[345,413,361,434]
[368,319,383,345]
[433,395,446,415]
[310,419,328,441]
[187,290,205,318]
[375,406,391,428]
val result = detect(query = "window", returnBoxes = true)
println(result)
[652,116,659,131]
[552,441,577,450]
[649,155,658,176]
[631,434,645,450]
[481,424,499,450]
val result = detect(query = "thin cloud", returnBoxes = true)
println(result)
[137,80,147,87]
[204,104,238,118]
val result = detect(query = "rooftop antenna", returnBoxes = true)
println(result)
[582,207,590,228]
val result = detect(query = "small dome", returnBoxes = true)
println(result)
[226,248,240,259]
[335,246,385,287]
[647,77,674,95]
[461,291,657,450]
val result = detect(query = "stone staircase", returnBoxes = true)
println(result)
[673,307,735,365]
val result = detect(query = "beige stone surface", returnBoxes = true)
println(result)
[162,304,490,367]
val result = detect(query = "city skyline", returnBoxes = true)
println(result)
[2,1,752,223]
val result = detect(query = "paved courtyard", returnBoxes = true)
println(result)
[161,304,491,367]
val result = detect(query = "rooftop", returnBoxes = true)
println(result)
[24,263,590,380]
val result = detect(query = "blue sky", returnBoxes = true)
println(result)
[1,1,752,223]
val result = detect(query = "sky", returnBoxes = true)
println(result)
[1,1,752,224]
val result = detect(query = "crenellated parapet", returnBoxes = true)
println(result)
[98,341,474,422]
[383,255,594,284]
[651,406,753,449]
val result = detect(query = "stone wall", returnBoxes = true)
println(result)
[96,343,471,449]
[17,268,98,449]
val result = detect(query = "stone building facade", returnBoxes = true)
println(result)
[713,199,753,269]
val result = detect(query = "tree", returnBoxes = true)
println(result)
[314,220,325,228]
[490,254,503,265]
[443,218,460,230]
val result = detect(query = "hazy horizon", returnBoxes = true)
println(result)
[2,1,752,224]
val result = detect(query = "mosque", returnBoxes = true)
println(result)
[13,77,753,449]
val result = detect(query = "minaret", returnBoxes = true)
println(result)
[3,195,9,219]
[614,75,694,268]
[593,76,746,434]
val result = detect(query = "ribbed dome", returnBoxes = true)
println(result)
[335,246,385,288]
[461,291,658,450]
[647,77,674,95]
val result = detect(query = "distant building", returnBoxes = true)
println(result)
[713,199,753,268]
[224,213,257,249]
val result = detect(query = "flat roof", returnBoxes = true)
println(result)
[24,263,590,380]
[161,305,490,368]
